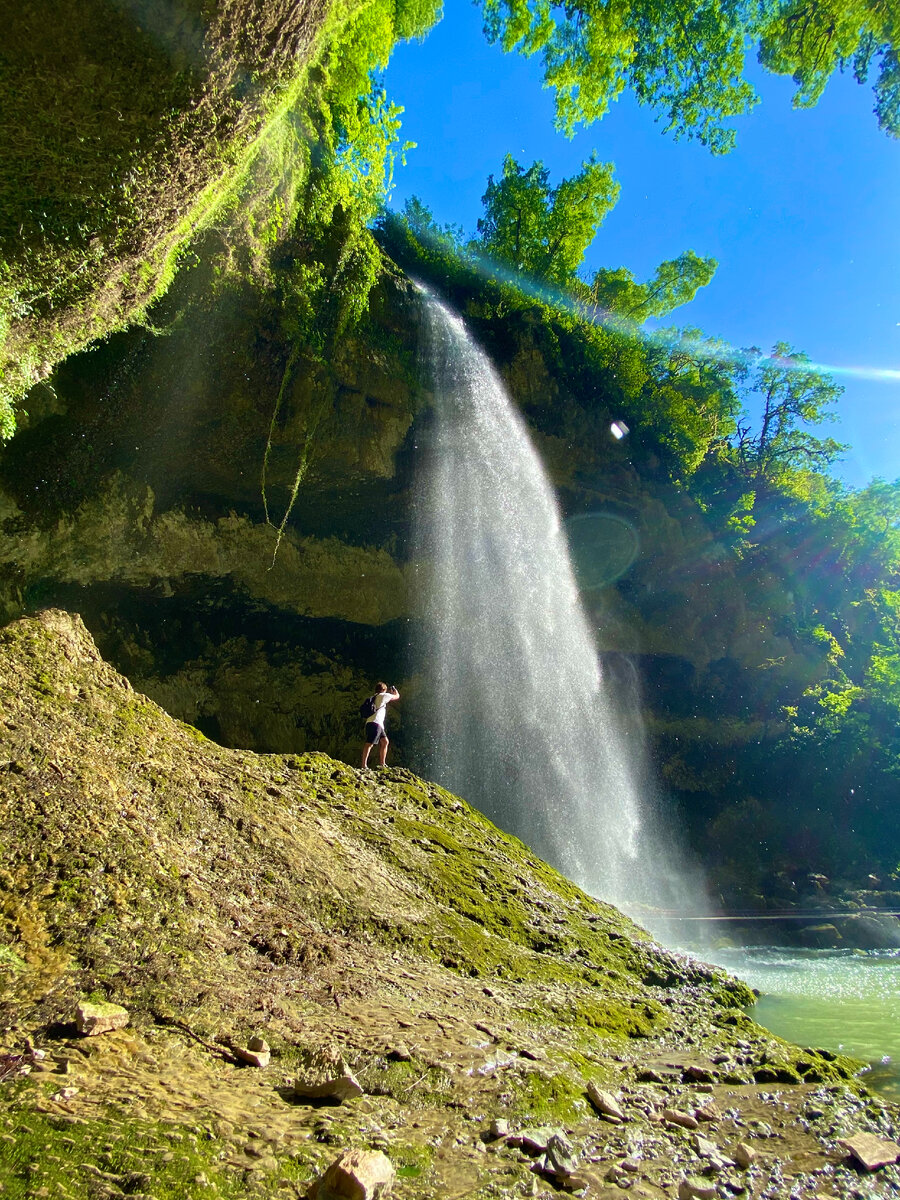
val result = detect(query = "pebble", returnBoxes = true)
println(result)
[235,1046,270,1068]
[664,1109,700,1130]
[587,1083,625,1123]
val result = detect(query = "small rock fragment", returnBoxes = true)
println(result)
[75,1001,129,1037]
[663,1109,700,1130]
[694,1135,718,1158]
[839,1132,900,1171]
[236,1045,271,1068]
[509,1127,559,1154]
[248,1035,269,1053]
[488,1118,510,1140]
[49,1086,79,1102]
[733,1142,756,1169]
[694,1102,720,1122]
[587,1083,625,1123]
[294,1071,364,1103]
[386,1043,411,1062]
[534,1133,578,1180]
[678,1178,717,1200]
[312,1149,394,1199]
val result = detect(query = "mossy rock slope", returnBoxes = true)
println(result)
[0,608,889,1200]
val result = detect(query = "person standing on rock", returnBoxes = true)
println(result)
[361,683,399,768]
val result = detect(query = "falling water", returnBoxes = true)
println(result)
[413,292,696,914]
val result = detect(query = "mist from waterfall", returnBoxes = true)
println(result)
[412,291,705,925]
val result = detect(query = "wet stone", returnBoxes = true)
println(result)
[294,1070,364,1103]
[664,1109,700,1130]
[510,1127,561,1154]
[235,1045,271,1068]
[311,1149,395,1200]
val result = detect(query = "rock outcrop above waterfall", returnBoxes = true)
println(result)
[2,608,897,1199]
[1,0,345,419]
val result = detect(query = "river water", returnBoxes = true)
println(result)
[707,947,900,1099]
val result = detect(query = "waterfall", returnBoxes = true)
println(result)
[412,291,700,919]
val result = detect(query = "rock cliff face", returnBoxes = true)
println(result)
[1,0,337,413]
[2,609,895,1200]
[0,267,422,761]
[0,256,827,824]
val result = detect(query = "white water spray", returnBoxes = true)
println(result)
[412,292,696,913]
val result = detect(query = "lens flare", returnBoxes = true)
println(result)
[391,220,900,386]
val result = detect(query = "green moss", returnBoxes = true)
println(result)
[392,1142,434,1178]
[0,945,26,973]
[0,0,441,435]
[506,1069,590,1124]
[0,1102,243,1199]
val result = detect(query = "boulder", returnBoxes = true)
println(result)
[797,923,841,949]
[838,913,900,949]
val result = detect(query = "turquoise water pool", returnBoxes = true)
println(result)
[705,947,900,1099]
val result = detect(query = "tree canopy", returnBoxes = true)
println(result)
[480,0,900,152]
[587,252,718,323]
[474,154,620,285]
[731,343,847,507]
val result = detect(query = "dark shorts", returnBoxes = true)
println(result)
[364,721,386,744]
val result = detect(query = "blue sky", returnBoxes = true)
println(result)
[383,2,900,490]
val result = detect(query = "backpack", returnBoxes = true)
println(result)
[358,694,377,719]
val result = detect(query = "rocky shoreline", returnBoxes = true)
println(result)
[1,610,899,1199]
